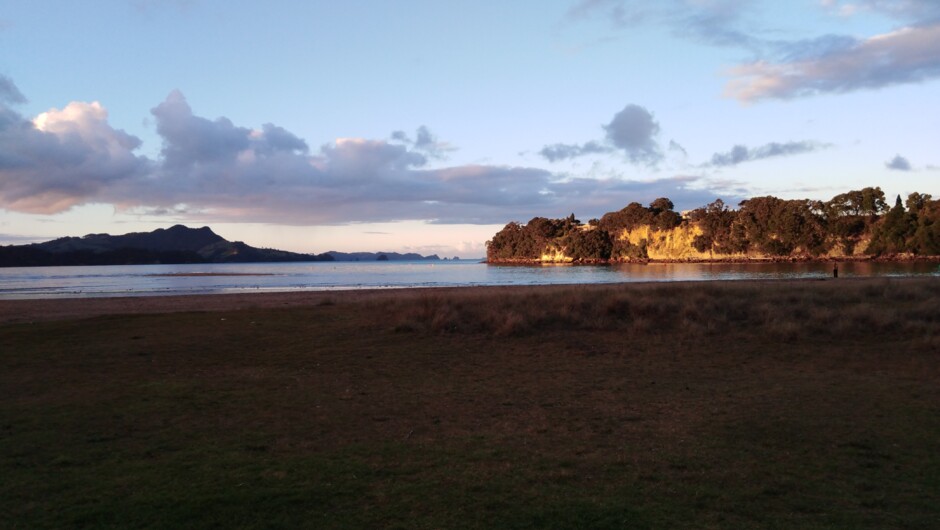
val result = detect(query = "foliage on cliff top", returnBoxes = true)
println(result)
[486,187,940,262]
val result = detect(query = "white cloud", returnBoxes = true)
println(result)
[708,141,829,167]
[726,23,940,101]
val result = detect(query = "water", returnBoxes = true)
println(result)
[0,260,937,299]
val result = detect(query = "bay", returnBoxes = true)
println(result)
[0,259,938,299]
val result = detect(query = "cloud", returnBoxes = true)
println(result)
[885,154,912,170]
[543,174,743,217]
[726,23,940,101]
[0,86,737,225]
[708,141,829,167]
[603,104,662,164]
[0,97,150,213]
[819,1,940,22]
[567,1,755,46]
[0,75,26,105]
[567,2,940,100]
[668,140,688,157]
[566,0,632,26]
[539,141,611,162]
[0,233,48,245]
[539,104,662,165]
[390,125,454,159]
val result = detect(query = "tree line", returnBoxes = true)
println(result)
[486,187,940,262]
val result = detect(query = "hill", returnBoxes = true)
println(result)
[0,225,440,267]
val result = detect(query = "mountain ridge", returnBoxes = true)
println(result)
[0,225,441,267]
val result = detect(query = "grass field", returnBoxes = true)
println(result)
[2,279,939,528]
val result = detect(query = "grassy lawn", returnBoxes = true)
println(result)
[2,279,939,528]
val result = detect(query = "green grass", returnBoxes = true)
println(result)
[2,279,939,528]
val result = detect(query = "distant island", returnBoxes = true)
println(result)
[487,187,940,263]
[0,225,442,267]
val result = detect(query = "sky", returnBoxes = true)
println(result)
[1,0,938,257]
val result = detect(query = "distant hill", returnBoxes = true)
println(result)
[325,251,440,262]
[0,225,441,267]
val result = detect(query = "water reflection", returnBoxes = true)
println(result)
[0,260,937,299]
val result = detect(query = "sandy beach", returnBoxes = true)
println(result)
[0,275,916,324]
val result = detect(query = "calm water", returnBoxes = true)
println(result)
[1,260,938,299]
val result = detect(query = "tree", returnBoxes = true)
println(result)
[648,197,674,215]
[564,228,612,261]
[867,196,914,255]
[910,200,940,255]
[486,222,541,260]
[827,187,887,218]
[906,192,932,215]
[689,199,741,254]
[598,202,653,233]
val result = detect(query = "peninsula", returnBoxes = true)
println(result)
[487,187,940,263]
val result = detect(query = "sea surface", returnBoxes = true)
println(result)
[1,259,938,300]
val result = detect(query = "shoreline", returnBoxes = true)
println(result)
[0,275,929,324]
[486,254,940,265]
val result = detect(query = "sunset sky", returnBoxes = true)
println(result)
[1,1,938,257]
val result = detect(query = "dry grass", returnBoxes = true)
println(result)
[383,278,940,344]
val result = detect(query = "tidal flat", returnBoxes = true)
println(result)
[2,279,939,528]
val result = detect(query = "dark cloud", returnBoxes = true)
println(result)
[708,141,827,167]
[0,75,26,105]
[539,141,611,162]
[151,90,252,168]
[540,104,662,164]
[414,126,435,150]
[777,34,858,62]
[604,104,662,164]
[678,0,761,50]
[389,125,452,159]
[566,0,633,26]
[668,140,688,157]
[258,123,308,154]
[885,154,912,171]
[566,0,761,49]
